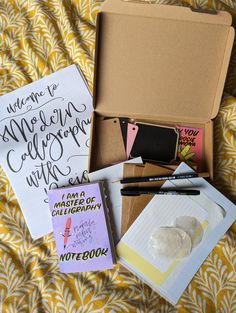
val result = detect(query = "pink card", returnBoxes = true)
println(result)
[126,123,139,159]
[176,126,204,170]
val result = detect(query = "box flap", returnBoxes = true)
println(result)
[102,0,232,25]
[94,0,234,123]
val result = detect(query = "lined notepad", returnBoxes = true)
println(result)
[117,162,230,305]
[122,195,208,272]
[122,196,208,273]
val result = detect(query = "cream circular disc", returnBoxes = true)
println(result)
[148,227,192,260]
[175,216,204,248]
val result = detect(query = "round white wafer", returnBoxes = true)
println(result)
[175,216,204,248]
[148,227,192,259]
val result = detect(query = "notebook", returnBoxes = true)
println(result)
[48,182,116,273]
[118,196,209,284]
[117,163,236,305]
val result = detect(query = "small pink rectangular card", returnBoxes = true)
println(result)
[126,123,139,159]
[176,126,204,170]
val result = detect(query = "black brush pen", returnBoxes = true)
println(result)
[121,187,200,196]
[120,172,209,184]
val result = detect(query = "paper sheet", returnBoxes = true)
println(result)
[0,65,93,239]
[88,157,143,242]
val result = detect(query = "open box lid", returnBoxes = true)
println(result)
[94,0,234,123]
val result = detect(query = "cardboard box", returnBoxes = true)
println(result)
[89,0,234,178]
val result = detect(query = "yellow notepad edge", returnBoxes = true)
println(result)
[117,242,178,286]
[117,220,208,286]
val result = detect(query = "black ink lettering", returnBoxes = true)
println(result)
[26,162,71,187]
[47,83,59,97]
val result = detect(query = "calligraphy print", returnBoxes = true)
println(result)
[0,65,93,239]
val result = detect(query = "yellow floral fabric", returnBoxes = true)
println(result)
[0,0,236,312]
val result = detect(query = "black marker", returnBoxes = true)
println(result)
[121,187,200,196]
[119,172,209,184]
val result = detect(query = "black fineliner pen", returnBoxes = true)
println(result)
[120,187,200,196]
[120,172,209,184]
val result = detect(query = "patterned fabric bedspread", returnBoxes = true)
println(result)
[0,0,235,312]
